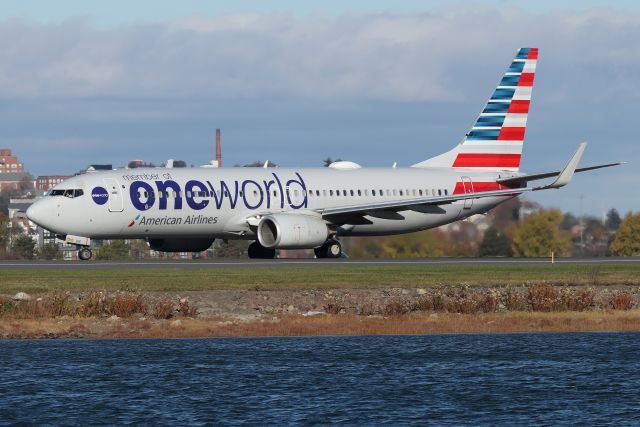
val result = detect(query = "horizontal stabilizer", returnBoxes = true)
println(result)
[496,161,625,186]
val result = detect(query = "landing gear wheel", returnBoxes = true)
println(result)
[314,240,342,259]
[78,247,92,261]
[248,241,276,259]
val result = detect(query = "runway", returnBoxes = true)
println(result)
[1,257,639,269]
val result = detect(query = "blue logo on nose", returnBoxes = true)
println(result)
[91,186,109,205]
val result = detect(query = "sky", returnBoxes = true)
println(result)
[0,1,638,216]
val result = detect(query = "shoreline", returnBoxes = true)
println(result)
[2,285,640,339]
[2,311,640,339]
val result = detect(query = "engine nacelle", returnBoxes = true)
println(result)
[147,238,215,252]
[257,214,329,249]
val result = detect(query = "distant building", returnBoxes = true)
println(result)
[82,164,113,174]
[0,172,35,192]
[36,175,71,193]
[0,149,25,173]
[127,160,158,169]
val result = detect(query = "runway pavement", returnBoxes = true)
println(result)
[1,257,639,269]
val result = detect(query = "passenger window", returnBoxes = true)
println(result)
[444,189,448,195]
[350,190,354,196]
[412,189,417,196]
[419,189,423,196]
[316,190,320,196]
[372,190,376,196]
[343,190,347,196]
[438,189,442,196]
[399,190,403,196]
[330,190,334,196]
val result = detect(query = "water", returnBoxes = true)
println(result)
[1,333,639,426]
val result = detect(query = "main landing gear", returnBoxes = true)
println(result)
[78,246,93,261]
[314,239,342,259]
[248,241,276,259]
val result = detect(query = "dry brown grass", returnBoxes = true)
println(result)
[1,284,640,339]
[0,292,197,321]
[2,311,640,339]
[152,299,176,319]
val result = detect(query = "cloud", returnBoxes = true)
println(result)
[1,7,640,102]
[0,6,638,214]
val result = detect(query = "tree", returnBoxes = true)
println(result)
[129,239,150,260]
[12,235,36,259]
[605,209,622,231]
[39,244,61,260]
[560,213,579,230]
[0,213,9,257]
[609,213,640,256]
[510,209,572,257]
[478,227,512,257]
[214,240,249,258]
[377,230,445,258]
[95,240,130,260]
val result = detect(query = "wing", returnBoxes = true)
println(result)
[319,187,530,218]
[320,143,614,219]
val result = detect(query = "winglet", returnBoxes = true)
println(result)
[534,142,586,190]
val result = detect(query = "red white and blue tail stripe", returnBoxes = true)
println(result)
[413,48,538,171]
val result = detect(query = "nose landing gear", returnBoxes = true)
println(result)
[314,239,342,259]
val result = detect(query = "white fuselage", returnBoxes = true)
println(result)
[28,166,515,241]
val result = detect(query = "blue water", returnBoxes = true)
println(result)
[1,333,639,425]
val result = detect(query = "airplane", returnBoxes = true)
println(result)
[26,47,622,261]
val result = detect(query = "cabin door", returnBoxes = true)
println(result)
[103,178,124,212]
[461,177,474,209]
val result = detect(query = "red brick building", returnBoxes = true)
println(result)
[0,172,34,192]
[36,175,71,192]
[0,149,24,173]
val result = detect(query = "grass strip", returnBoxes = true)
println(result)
[1,263,639,293]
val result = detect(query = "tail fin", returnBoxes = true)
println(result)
[413,47,538,171]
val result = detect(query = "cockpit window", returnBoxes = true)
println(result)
[49,189,84,198]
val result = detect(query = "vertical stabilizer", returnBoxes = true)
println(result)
[413,48,538,171]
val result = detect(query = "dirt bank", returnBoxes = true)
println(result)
[1,285,639,339]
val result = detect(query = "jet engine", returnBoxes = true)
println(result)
[147,238,215,252]
[257,214,329,249]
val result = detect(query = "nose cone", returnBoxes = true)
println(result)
[26,199,55,230]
